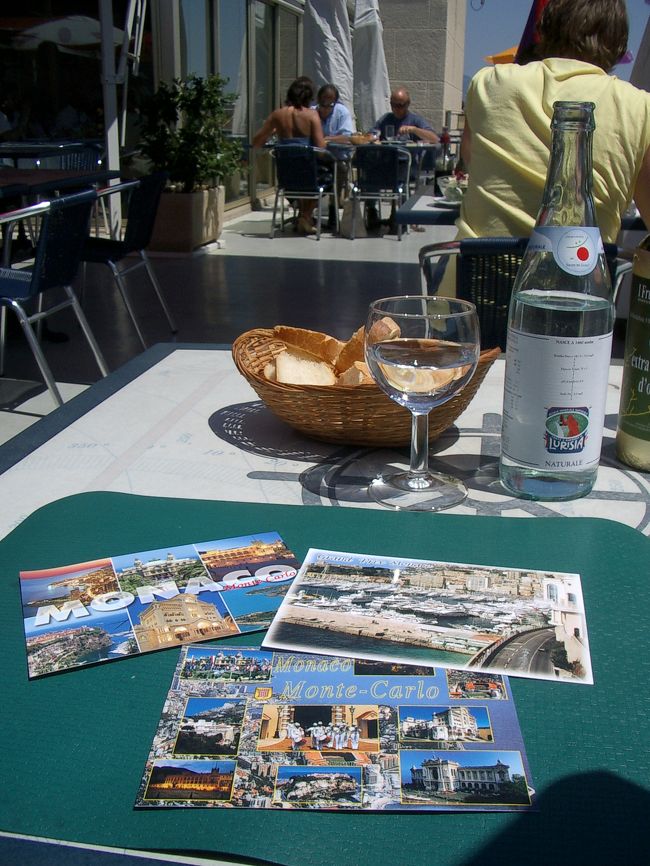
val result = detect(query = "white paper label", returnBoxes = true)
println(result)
[501,329,613,470]
[528,227,604,276]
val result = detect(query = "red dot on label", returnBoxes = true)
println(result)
[576,246,589,261]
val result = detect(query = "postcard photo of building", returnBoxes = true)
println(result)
[400,750,531,807]
[398,705,493,746]
[179,647,273,684]
[143,759,236,803]
[173,697,246,757]
[273,766,363,806]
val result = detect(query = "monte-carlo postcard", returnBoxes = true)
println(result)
[262,548,593,685]
[19,531,299,678]
[134,644,534,812]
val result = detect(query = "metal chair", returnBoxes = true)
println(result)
[270,145,338,240]
[79,172,177,350]
[0,189,109,406]
[350,145,411,240]
[419,237,625,351]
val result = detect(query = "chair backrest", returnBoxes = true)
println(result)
[353,145,409,193]
[122,171,169,252]
[422,236,619,351]
[30,188,97,296]
[59,144,104,170]
[273,145,320,195]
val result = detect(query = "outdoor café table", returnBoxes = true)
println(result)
[0,167,120,200]
[0,343,648,866]
[396,191,460,226]
[0,139,101,167]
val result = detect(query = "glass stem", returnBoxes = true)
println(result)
[409,411,430,487]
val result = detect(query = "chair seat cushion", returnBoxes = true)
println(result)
[81,237,129,263]
[0,267,33,301]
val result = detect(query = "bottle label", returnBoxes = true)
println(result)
[618,246,650,443]
[502,329,613,470]
[528,227,604,276]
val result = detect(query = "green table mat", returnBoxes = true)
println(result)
[1,492,649,866]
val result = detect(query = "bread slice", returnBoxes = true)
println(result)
[335,317,401,373]
[335,326,365,373]
[274,348,338,386]
[336,361,373,386]
[273,326,344,365]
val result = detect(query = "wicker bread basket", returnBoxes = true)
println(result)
[232,329,500,447]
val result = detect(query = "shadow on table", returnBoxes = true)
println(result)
[461,770,650,866]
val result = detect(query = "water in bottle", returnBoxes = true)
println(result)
[499,102,615,500]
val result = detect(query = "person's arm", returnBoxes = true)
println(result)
[252,111,277,148]
[633,144,650,230]
[460,122,472,170]
[400,123,439,143]
[325,104,354,143]
[310,110,326,148]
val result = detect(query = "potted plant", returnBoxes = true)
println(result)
[139,73,243,252]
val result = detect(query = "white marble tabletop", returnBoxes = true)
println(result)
[0,345,648,541]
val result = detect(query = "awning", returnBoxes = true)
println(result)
[484,45,518,65]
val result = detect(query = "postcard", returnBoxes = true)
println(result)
[262,548,592,685]
[134,644,535,812]
[19,531,299,678]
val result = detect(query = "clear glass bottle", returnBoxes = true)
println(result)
[616,235,650,471]
[499,101,615,500]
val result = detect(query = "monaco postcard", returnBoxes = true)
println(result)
[134,644,534,812]
[262,548,593,685]
[19,531,299,678]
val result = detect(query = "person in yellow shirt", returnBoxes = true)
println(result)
[457,0,650,246]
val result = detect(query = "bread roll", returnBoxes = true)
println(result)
[335,326,365,373]
[273,326,344,365]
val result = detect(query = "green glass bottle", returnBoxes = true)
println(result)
[616,235,650,471]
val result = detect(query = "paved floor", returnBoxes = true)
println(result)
[0,206,456,444]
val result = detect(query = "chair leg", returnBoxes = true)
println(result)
[108,261,148,350]
[6,299,64,407]
[270,188,281,239]
[140,251,178,334]
[0,306,6,376]
[351,195,357,241]
[63,285,109,378]
[315,192,322,241]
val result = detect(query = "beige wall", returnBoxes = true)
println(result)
[379,0,466,131]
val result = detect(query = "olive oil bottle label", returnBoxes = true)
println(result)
[618,246,650,444]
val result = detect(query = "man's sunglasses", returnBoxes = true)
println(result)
[390,101,409,108]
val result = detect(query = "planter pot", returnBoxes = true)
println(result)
[148,185,225,252]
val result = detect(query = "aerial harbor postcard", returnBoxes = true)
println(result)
[135,644,534,812]
[262,548,592,685]
[19,531,299,678]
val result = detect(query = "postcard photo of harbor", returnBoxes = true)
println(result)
[263,549,593,684]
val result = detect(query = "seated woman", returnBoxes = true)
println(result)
[457,0,650,246]
[253,78,326,235]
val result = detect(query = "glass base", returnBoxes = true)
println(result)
[368,470,468,512]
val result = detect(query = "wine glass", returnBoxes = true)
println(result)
[364,295,480,511]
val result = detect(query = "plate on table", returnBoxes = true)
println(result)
[430,196,461,209]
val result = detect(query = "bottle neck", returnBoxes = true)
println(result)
[536,123,597,228]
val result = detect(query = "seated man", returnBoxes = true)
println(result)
[315,83,355,226]
[372,88,439,144]
[368,88,439,231]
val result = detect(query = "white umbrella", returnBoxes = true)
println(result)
[12,15,123,54]
[352,0,390,132]
[303,0,355,113]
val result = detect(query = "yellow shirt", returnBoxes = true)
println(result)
[457,58,650,244]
